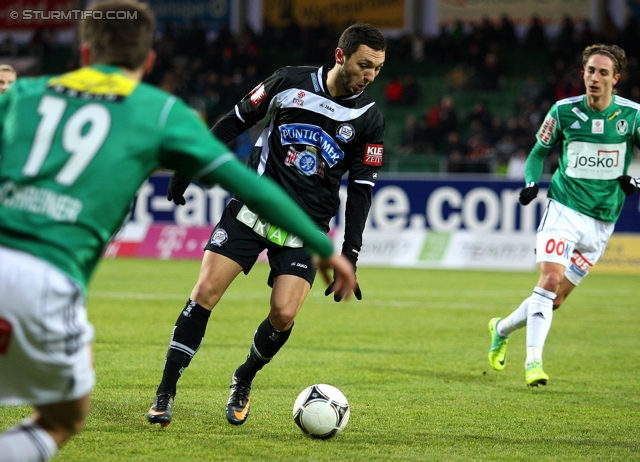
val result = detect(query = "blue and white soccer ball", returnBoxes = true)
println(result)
[292,384,350,439]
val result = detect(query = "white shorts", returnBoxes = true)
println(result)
[0,246,95,406]
[536,199,615,286]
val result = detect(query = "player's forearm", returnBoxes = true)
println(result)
[341,182,372,267]
[525,142,549,184]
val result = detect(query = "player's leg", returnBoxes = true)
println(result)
[0,247,95,461]
[524,261,564,386]
[522,199,605,386]
[148,202,262,426]
[487,298,528,371]
[526,217,612,386]
[523,203,574,386]
[36,394,90,444]
[149,253,242,418]
[226,246,315,426]
[147,251,242,426]
[226,274,311,426]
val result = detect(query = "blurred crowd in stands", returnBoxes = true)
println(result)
[388,13,640,176]
[4,13,640,175]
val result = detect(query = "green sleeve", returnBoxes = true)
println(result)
[197,157,335,259]
[525,141,551,184]
[0,90,9,132]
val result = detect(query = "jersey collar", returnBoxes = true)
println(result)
[317,64,363,101]
[91,64,127,76]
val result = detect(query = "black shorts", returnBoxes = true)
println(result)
[204,200,317,287]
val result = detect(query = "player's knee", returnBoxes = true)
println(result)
[37,411,86,446]
[190,281,222,309]
[268,309,296,331]
[539,272,563,292]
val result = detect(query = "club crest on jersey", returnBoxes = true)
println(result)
[293,90,305,107]
[279,123,344,167]
[616,119,628,135]
[249,82,266,106]
[336,123,355,143]
[285,146,325,177]
[364,143,383,166]
[210,228,228,247]
[592,119,604,134]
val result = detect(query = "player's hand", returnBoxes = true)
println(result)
[322,258,361,302]
[519,182,539,206]
[167,173,192,206]
[325,279,361,302]
[616,175,640,196]
[317,254,358,302]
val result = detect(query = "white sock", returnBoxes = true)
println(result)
[0,418,58,462]
[525,286,556,366]
[497,296,531,337]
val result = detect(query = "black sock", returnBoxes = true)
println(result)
[156,300,211,395]
[235,317,293,383]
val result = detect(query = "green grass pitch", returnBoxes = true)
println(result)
[2,259,639,461]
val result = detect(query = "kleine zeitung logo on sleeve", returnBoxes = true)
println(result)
[364,143,383,166]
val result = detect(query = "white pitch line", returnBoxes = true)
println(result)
[89,287,639,304]
[89,291,270,301]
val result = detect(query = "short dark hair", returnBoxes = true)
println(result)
[337,23,386,60]
[79,0,155,70]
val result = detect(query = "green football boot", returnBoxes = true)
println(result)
[488,317,509,371]
[525,361,549,387]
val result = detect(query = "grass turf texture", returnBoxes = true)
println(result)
[2,259,639,461]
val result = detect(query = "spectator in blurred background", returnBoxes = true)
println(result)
[505,147,527,179]
[0,38,18,57]
[397,114,421,155]
[444,130,467,173]
[384,74,404,105]
[401,73,420,105]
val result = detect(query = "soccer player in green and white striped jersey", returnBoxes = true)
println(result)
[488,44,640,387]
[0,2,356,461]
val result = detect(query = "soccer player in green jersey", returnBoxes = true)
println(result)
[0,2,356,461]
[487,44,640,387]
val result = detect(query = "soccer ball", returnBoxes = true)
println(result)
[292,384,350,439]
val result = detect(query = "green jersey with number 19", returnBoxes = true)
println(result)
[526,94,640,222]
[0,65,334,294]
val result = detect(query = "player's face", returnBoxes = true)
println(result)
[338,45,385,96]
[0,71,16,93]
[583,54,619,99]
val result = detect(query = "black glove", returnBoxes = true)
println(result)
[616,175,640,196]
[166,173,192,206]
[519,182,539,206]
[324,279,362,302]
[324,259,362,302]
